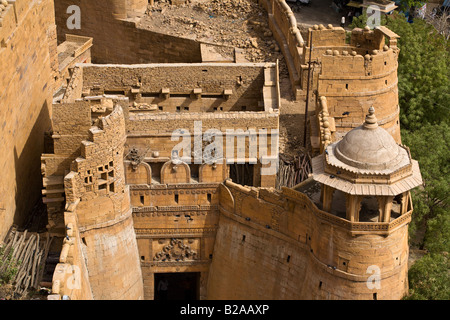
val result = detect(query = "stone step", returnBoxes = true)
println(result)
[42,188,65,195]
[43,176,64,187]
[42,197,65,204]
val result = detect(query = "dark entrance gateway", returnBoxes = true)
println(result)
[154,272,200,300]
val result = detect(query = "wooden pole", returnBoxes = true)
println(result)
[303,31,314,147]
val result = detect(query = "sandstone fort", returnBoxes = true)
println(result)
[0,0,427,300]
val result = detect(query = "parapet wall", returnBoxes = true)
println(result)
[259,0,304,98]
[207,180,412,299]
[71,63,272,110]
[62,62,279,117]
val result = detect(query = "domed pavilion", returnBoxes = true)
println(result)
[311,107,423,223]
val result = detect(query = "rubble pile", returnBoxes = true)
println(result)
[139,0,286,66]
[193,0,258,18]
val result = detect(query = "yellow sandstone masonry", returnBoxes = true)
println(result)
[0,0,57,237]
[0,0,422,301]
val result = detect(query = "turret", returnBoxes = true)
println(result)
[312,107,422,224]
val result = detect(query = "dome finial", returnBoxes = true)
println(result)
[364,107,378,129]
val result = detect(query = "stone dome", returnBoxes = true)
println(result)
[334,107,406,170]
[312,107,423,196]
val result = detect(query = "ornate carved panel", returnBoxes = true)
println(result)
[153,238,199,262]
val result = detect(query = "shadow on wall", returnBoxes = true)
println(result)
[54,0,203,64]
[13,101,51,230]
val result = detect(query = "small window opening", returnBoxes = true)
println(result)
[140,195,145,205]
[319,281,322,289]
[175,194,179,203]
[287,255,291,263]
[207,193,212,203]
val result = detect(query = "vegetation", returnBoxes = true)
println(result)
[0,245,19,285]
[387,16,449,131]
[396,0,427,12]
[402,123,450,252]
[402,124,450,300]
[350,10,449,300]
[405,253,450,300]
[390,15,449,300]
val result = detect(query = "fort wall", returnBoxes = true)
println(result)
[207,180,411,299]
[46,106,144,299]
[0,0,58,239]
[313,28,401,142]
[256,1,401,143]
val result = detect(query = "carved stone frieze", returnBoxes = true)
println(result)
[153,238,198,262]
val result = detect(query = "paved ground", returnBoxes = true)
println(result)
[289,0,345,28]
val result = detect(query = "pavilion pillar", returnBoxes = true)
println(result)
[377,196,394,222]
[322,185,334,213]
[345,194,362,222]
